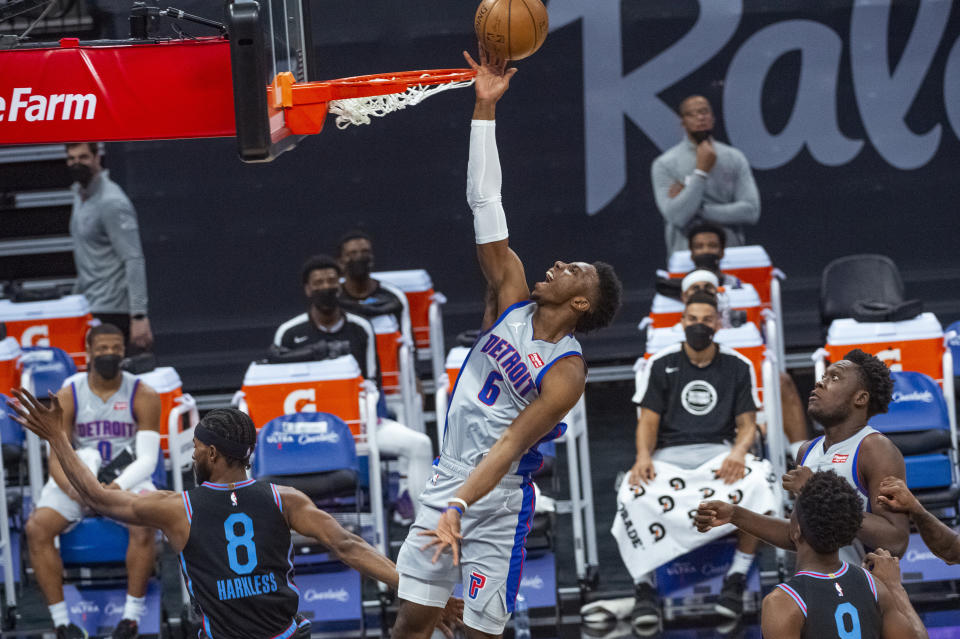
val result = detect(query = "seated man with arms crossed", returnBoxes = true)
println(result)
[25,324,162,639]
[272,255,433,515]
[627,291,764,628]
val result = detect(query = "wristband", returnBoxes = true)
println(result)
[448,497,469,512]
[445,505,463,516]
[693,169,709,180]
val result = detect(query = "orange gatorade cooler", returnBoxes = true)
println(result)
[824,313,944,381]
[0,337,22,397]
[644,323,766,400]
[669,246,775,304]
[0,295,94,369]
[372,315,402,396]
[137,367,184,456]
[374,269,437,351]
[240,356,365,437]
[444,346,470,392]
[649,283,763,329]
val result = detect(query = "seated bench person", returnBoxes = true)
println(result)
[336,229,405,327]
[626,291,768,629]
[272,255,433,517]
[686,222,742,288]
[25,323,162,639]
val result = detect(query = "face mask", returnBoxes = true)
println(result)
[684,323,715,351]
[310,288,339,311]
[692,252,721,273]
[68,163,94,188]
[690,129,712,144]
[92,354,123,379]
[345,256,373,279]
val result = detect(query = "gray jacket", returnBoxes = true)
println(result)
[651,138,760,256]
[70,170,148,315]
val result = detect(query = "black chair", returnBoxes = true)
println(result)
[820,254,904,336]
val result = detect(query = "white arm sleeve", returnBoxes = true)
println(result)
[114,430,161,490]
[467,120,509,244]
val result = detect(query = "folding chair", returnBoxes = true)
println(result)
[252,412,366,630]
[235,357,386,556]
[373,270,447,384]
[819,254,904,336]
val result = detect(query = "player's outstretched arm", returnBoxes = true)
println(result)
[865,550,929,639]
[878,476,960,565]
[759,588,803,639]
[279,485,399,589]
[10,388,188,548]
[463,49,528,324]
[694,502,796,551]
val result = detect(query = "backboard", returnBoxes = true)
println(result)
[227,0,314,162]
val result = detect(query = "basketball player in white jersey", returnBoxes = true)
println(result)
[695,349,909,563]
[391,49,622,639]
[25,323,162,639]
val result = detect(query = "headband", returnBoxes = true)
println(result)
[195,423,253,460]
[681,269,719,293]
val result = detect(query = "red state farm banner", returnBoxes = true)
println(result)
[0,37,236,145]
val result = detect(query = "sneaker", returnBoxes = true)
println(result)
[111,619,139,639]
[392,490,415,526]
[630,583,660,629]
[715,572,746,618]
[56,624,88,639]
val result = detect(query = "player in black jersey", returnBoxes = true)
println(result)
[755,472,927,638]
[12,391,462,639]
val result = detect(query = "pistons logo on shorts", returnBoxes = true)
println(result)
[468,572,487,599]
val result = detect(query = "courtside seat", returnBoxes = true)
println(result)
[869,371,959,509]
[820,254,904,336]
[59,518,129,565]
[0,395,22,469]
[252,412,360,509]
[21,346,76,398]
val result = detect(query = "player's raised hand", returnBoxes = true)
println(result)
[464,46,517,104]
[694,500,734,532]
[419,508,463,565]
[10,388,63,442]
[781,465,813,495]
[877,476,922,516]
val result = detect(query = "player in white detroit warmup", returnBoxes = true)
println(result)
[24,323,162,639]
[392,51,623,639]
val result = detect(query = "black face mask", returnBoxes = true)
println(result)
[68,163,94,188]
[345,256,373,279]
[692,252,721,273]
[310,288,339,312]
[684,323,715,351]
[92,354,123,379]
[690,129,712,144]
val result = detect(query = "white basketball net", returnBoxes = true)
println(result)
[328,74,475,129]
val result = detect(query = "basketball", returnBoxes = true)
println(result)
[474,0,549,61]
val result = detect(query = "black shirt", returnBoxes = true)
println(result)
[634,343,758,449]
[273,311,380,386]
[778,562,881,638]
[179,480,300,639]
[338,280,405,327]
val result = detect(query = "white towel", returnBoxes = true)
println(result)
[611,452,778,581]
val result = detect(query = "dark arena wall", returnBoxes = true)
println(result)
[92,0,960,390]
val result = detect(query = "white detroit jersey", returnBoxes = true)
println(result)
[66,370,141,462]
[440,301,583,474]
